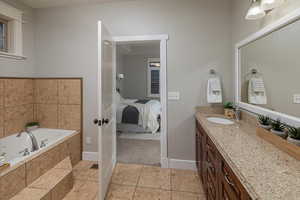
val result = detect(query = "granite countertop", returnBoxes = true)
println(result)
[195,112,300,200]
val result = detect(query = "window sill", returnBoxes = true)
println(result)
[0,51,26,60]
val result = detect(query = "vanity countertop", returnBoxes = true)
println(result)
[195,111,300,200]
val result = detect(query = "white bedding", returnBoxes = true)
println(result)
[116,93,161,133]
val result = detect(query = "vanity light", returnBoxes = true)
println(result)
[261,0,282,11]
[245,0,266,20]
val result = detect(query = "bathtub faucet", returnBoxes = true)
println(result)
[17,129,40,152]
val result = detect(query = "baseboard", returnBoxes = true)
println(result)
[168,159,197,171]
[82,151,98,161]
[160,157,169,168]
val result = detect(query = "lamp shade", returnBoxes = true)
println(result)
[261,0,282,10]
[245,0,266,20]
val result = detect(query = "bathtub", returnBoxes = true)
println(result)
[0,128,76,166]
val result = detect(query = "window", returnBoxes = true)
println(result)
[0,18,8,52]
[147,58,160,98]
[0,1,24,59]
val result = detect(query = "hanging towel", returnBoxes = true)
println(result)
[248,77,267,105]
[207,77,222,103]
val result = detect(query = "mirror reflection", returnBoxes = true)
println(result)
[240,19,300,118]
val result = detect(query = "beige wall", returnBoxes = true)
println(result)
[0,0,36,76]
[122,55,160,99]
[34,0,233,160]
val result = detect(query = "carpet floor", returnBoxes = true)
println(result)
[117,138,161,166]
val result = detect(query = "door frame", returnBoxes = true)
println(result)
[112,34,169,168]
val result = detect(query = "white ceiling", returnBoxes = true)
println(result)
[19,0,135,8]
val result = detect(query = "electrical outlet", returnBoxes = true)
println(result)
[293,94,300,104]
[168,92,180,100]
[86,137,92,144]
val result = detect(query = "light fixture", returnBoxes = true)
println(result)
[261,0,282,11]
[245,0,266,20]
[117,73,124,80]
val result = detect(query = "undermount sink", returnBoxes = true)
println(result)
[206,117,234,125]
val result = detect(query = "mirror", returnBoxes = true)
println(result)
[237,12,300,125]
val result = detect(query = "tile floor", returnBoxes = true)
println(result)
[64,161,206,200]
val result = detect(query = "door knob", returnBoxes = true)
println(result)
[93,119,102,126]
[102,118,109,124]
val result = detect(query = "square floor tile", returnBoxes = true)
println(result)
[172,191,206,200]
[137,166,170,190]
[133,187,171,200]
[63,181,98,200]
[111,163,143,186]
[171,169,202,193]
[106,184,135,200]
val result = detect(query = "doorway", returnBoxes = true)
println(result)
[112,35,168,168]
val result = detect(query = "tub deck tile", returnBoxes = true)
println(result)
[9,188,51,200]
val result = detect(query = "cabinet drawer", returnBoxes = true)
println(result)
[207,171,217,200]
[206,136,216,159]
[221,161,243,199]
[206,150,217,178]
[196,122,205,137]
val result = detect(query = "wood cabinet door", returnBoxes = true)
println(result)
[195,120,251,200]
[219,160,251,200]
[196,121,206,183]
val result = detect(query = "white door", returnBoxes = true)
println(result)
[96,21,114,200]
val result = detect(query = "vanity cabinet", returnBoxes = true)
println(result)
[196,120,252,200]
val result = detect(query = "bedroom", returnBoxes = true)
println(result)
[115,41,162,166]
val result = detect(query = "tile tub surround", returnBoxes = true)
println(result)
[0,78,82,139]
[0,132,80,200]
[11,157,74,200]
[195,111,300,200]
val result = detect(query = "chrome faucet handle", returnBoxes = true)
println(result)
[19,148,30,156]
[40,139,48,148]
[234,107,241,121]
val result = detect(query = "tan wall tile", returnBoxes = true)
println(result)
[0,108,4,139]
[26,155,43,186]
[24,79,34,105]
[58,79,81,105]
[4,104,34,137]
[58,105,81,131]
[0,165,26,200]
[4,79,24,107]
[26,142,70,185]
[0,80,4,107]
[35,104,58,128]
[4,79,34,107]
[34,79,58,104]
[9,188,51,200]
[51,172,73,200]
[67,133,82,166]
[29,168,70,190]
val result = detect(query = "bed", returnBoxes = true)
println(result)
[116,92,161,133]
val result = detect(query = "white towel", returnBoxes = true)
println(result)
[207,77,222,103]
[251,78,265,92]
[248,77,267,105]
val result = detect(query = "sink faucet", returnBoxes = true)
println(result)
[234,106,241,121]
[17,129,39,152]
